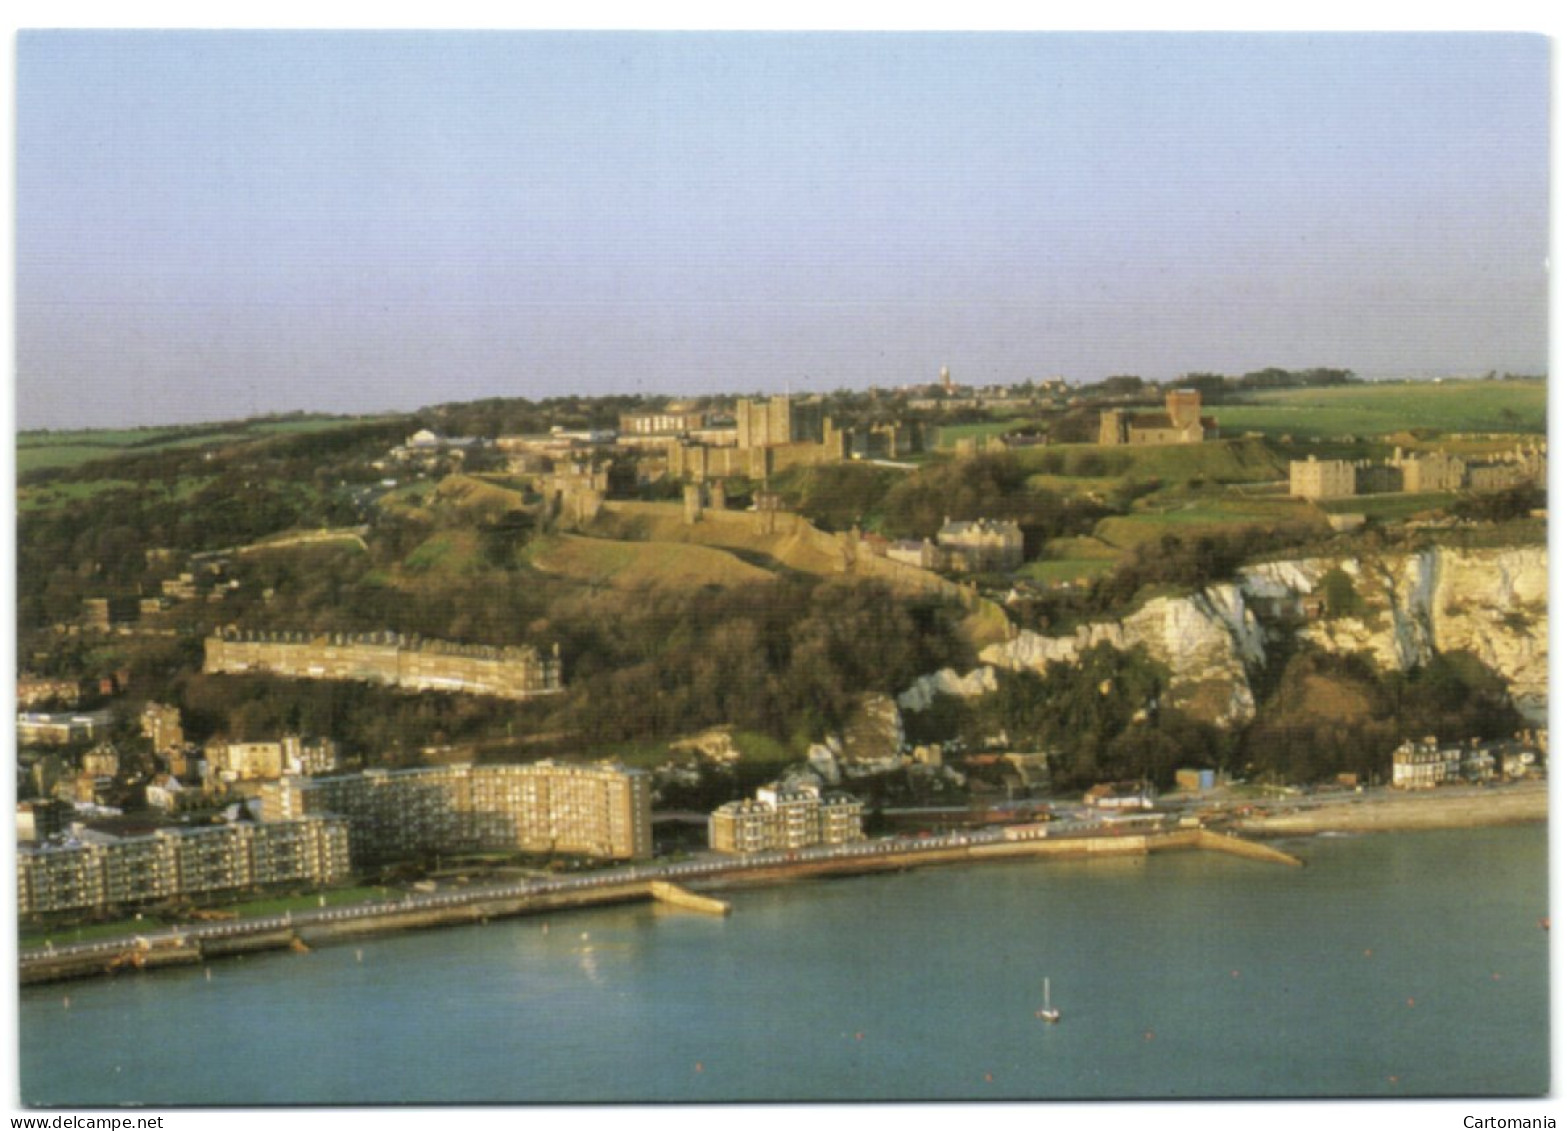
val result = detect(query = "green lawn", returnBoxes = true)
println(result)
[1315,492,1455,520]
[1094,498,1323,549]
[20,885,401,948]
[933,419,1031,448]
[1019,559,1117,585]
[222,885,397,919]
[20,916,177,949]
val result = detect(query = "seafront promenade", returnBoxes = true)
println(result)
[18,780,1545,986]
[19,823,1288,984]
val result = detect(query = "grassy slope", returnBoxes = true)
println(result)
[527,533,775,590]
[593,502,847,576]
[432,474,528,523]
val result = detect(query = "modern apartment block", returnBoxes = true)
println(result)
[708,781,866,854]
[261,760,654,863]
[16,817,351,916]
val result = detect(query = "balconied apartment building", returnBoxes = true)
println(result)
[17,817,351,916]
[261,760,653,863]
[708,781,866,855]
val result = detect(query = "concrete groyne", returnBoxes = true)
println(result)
[1194,828,1306,865]
[649,881,732,915]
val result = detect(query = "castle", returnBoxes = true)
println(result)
[203,628,563,700]
[1289,443,1546,501]
[667,395,922,482]
[1099,389,1218,446]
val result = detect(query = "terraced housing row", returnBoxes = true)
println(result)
[203,628,563,700]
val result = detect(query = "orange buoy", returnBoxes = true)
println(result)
[694,1063,703,1073]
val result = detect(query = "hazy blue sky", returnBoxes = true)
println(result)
[14,31,1550,430]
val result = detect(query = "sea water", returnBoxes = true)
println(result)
[16,824,1549,1104]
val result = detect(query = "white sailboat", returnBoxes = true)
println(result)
[1037,977,1061,1023]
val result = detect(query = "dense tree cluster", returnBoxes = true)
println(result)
[877,453,1109,550]
[1087,525,1321,614]
[544,578,968,747]
[1237,650,1520,784]
[1450,482,1545,524]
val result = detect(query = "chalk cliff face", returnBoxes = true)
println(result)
[980,544,1547,727]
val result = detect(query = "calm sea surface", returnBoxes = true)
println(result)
[17,825,1549,1105]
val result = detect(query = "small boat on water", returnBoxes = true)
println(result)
[1036,977,1061,1024]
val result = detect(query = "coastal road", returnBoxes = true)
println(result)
[21,827,1006,964]
[23,779,1544,967]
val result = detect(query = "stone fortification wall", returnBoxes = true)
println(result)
[204,629,562,700]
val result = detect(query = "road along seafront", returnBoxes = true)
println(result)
[1233,778,1547,834]
[18,823,1299,986]
[18,780,1543,987]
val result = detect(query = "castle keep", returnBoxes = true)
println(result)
[203,628,563,700]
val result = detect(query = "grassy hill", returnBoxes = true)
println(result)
[526,533,775,591]
[589,501,850,576]
[1010,436,1286,485]
[431,474,528,523]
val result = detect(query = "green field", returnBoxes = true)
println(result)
[1315,492,1455,520]
[16,415,376,475]
[1095,496,1323,549]
[1019,558,1117,585]
[932,419,1031,448]
[1209,380,1546,439]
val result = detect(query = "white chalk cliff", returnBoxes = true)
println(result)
[979,544,1547,727]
